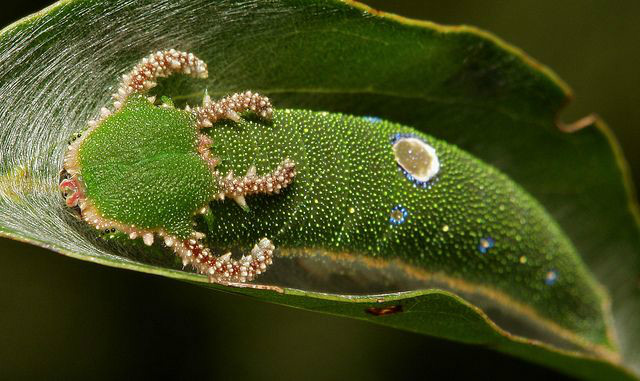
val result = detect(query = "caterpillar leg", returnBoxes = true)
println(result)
[165,234,275,284]
[191,91,273,129]
[218,159,296,208]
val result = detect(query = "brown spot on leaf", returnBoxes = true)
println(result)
[365,305,403,316]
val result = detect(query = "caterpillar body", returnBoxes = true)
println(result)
[59,50,613,353]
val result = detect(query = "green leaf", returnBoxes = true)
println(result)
[0,1,638,379]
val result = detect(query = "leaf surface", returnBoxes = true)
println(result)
[0,1,638,379]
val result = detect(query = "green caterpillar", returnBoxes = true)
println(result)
[59,50,613,352]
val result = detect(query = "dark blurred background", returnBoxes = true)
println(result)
[2,1,638,379]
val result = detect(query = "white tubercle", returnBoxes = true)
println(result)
[142,233,154,246]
